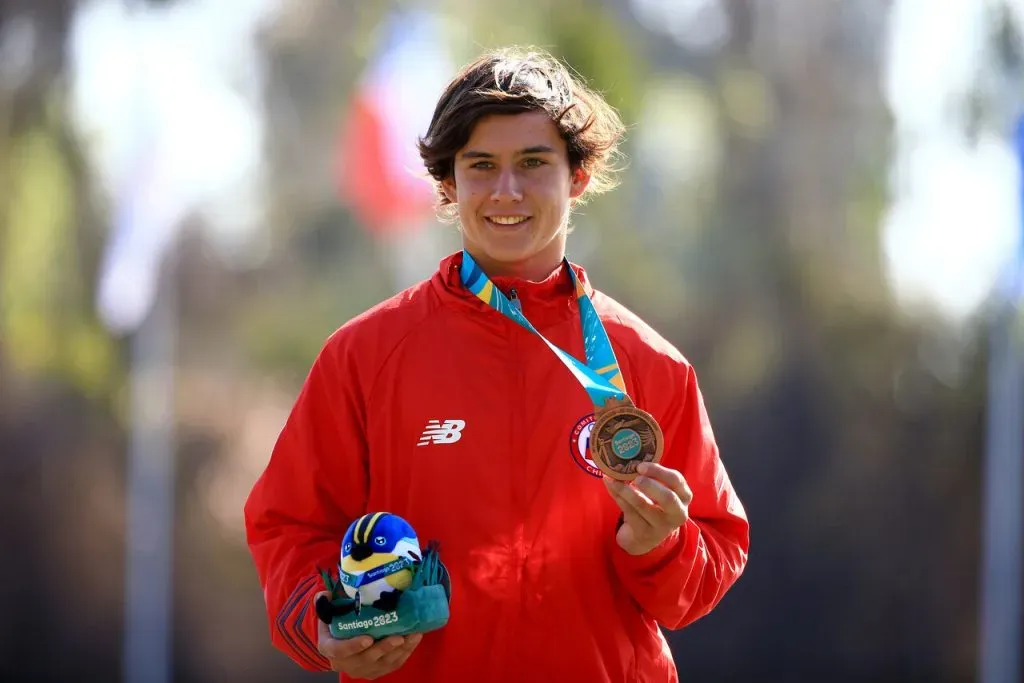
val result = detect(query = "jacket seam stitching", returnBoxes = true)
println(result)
[364,295,448,411]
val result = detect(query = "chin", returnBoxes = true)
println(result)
[471,232,533,257]
[479,241,538,264]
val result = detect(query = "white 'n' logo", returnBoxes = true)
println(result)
[417,419,466,446]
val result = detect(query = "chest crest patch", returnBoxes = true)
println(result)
[569,414,603,478]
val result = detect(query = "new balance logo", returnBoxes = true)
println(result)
[417,419,465,446]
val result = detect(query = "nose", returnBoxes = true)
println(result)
[490,168,523,203]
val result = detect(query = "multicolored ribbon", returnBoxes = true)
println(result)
[459,250,626,408]
[339,558,412,589]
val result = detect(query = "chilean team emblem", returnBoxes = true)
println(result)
[569,414,603,478]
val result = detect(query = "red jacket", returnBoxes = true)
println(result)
[244,252,749,682]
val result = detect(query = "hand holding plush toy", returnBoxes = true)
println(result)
[315,512,451,641]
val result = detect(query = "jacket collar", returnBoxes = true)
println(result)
[433,251,594,329]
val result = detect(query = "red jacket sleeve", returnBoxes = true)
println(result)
[243,334,369,671]
[611,357,749,630]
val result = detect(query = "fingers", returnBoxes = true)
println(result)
[380,633,423,667]
[603,469,690,529]
[340,637,416,680]
[637,463,693,505]
[633,476,688,526]
[604,476,660,528]
[312,585,427,677]
[317,618,373,659]
[358,636,408,665]
[315,601,423,679]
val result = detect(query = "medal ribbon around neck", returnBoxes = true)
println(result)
[459,250,626,408]
[459,249,665,481]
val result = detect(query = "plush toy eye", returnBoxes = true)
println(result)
[343,542,352,553]
[374,536,387,546]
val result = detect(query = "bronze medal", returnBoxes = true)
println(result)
[590,396,665,481]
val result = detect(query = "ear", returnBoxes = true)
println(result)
[569,168,591,200]
[441,177,458,204]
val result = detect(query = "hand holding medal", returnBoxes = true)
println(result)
[602,461,693,556]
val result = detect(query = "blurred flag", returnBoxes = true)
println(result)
[95,138,187,335]
[335,9,452,237]
[74,0,272,334]
[998,112,1024,301]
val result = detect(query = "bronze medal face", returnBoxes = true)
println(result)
[591,398,665,481]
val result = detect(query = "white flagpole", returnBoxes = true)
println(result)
[978,8,1024,677]
[122,254,177,683]
[978,298,1023,683]
[978,108,1024,683]
[107,2,176,680]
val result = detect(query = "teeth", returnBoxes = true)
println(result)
[489,216,528,225]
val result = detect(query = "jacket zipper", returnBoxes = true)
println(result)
[508,286,527,651]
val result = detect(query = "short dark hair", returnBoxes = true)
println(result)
[417,47,625,211]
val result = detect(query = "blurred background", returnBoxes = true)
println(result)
[2,0,1024,681]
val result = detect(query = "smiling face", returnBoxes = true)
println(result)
[441,111,590,281]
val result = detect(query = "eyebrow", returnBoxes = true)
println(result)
[459,145,557,159]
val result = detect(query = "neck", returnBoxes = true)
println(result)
[463,244,566,283]
[472,257,562,282]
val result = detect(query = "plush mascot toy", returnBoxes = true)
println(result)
[315,512,451,640]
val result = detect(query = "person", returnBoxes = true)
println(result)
[244,46,749,682]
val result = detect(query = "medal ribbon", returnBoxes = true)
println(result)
[459,250,626,408]
[339,558,412,589]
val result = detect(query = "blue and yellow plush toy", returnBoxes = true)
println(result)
[339,512,420,612]
[315,512,451,640]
